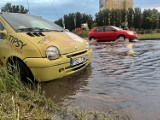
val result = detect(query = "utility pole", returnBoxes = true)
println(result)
[27,0,30,14]
[62,17,65,29]
[74,13,76,29]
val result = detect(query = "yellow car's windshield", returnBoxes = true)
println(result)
[1,13,64,32]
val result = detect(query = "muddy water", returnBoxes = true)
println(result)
[42,40,160,120]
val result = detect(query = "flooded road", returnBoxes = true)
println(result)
[42,40,160,120]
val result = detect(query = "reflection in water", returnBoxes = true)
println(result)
[41,65,92,103]
[42,40,160,120]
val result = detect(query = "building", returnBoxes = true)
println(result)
[99,0,133,11]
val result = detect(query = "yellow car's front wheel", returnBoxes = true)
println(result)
[7,57,34,83]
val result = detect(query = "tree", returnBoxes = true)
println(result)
[95,12,103,26]
[158,13,160,29]
[74,12,83,28]
[1,3,28,14]
[127,8,134,28]
[134,8,142,29]
[121,9,127,25]
[116,9,122,27]
[54,18,63,28]
[149,9,159,29]
[81,13,93,29]
[95,9,110,26]
[55,12,93,31]
[110,9,119,26]
[142,9,153,29]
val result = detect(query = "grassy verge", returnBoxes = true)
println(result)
[0,68,112,120]
[138,33,160,40]
[0,68,59,119]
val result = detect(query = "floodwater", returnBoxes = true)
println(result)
[41,40,160,120]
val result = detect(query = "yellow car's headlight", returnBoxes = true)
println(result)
[46,46,60,60]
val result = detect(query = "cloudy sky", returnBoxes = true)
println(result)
[1,0,160,21]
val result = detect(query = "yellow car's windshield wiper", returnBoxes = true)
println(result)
[16,27,63,32]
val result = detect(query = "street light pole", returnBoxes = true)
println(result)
[27,0,30,14]
[74,13,76,29]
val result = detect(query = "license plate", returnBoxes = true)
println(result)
[70,55,87,66]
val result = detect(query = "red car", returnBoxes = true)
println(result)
[88,26,137,42]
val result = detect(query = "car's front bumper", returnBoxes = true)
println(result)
[23,49,92,82]
[128,34,138,40]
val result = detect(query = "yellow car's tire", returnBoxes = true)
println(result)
[7,58,34,83]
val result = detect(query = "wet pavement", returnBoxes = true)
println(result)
[41,40,160,120]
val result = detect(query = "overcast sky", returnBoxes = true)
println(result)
[1,0,160,21]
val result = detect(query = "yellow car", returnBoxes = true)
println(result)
[0,12,92,82]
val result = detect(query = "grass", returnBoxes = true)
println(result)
[0,67,59,119]
[138,33,160,40]
[0,67,132,120]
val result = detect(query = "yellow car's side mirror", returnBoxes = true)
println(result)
[0,29,7,39]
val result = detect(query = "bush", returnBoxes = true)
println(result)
[73,30,90,38]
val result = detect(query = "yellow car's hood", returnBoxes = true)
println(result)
[18,32,86,57]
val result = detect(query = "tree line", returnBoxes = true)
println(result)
[1,3,28,14]
[56,8,160,31]
[1,3,160,31]
[54,12,93,31]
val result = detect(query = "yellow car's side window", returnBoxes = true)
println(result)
[0,22,5,39]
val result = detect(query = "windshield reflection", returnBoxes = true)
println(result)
[2,13,64,32]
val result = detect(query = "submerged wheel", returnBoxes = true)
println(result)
[115,35,126,43]
[90,37,97,41]
[7,58,34,82]
[118,35,125,41]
